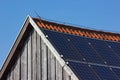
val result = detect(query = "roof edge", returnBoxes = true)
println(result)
[0,16,31,79]
[33,18,120,42]
[34,17,120,36]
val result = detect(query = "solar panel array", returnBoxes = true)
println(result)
[43,29,120,80]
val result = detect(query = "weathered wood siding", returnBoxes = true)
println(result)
[6,29,76,80]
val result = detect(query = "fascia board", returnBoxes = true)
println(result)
[0,16,30,79]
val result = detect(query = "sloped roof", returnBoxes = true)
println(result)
[1,16,120,80]
[33,18,120,80]
[0,16,78,80]
[33,18,120,42]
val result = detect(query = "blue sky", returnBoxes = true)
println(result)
[0,0,120,69]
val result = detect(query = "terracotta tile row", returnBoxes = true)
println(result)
[34,18,120,42]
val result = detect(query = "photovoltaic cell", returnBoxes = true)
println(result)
[107,41,120,57]
[66,34,105,64]
[112,68,120,78]
[91,65,119,80]
[68,61,99,80]
[86,38,120,66]
[43,29,120,66]
[42,29,120,80]
[43,29,83,61]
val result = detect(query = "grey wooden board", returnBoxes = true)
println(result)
[13,54,20,80]
[28,32,32,80]
[63,68,70,80]
[41,38,48,80]
[36,32,41,80]
[6,72,10,80]
[56,60,62,80]
[9,68,13,80]
[21,42,27,80]
[50,52,56,80]
[47,49,51,80]
[32,30,37,80]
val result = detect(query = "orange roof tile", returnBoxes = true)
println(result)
[33,18,120,42]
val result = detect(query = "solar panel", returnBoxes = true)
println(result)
[86,38,120,66]
[66,34,105,64]
[42,29,120,80]
[43,29,83,61]
[107,41,120,57]
[112,68,120,78]
[68,61,99,80]
[91,65,119,80]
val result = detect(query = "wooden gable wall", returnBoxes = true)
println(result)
[5,28,77,80]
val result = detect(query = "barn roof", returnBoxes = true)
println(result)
[33,18,120,80]
[1,16,120,80]
[34,18,120,42]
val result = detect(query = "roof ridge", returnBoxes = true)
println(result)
[33,18,120,42]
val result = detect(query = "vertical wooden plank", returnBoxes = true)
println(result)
[50,53,56,80]
[6,72,10,80]
[36,33,41,80]
[28,32,32,80]
[21,42,27,80]
[56,60,62,80]
[9,67,14,80]
[13,54,20,80]
[41,39,48,80]
[63,68,70,80]
[32,30,37,80]
[47,49,51,80]
[71,77,75,80]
